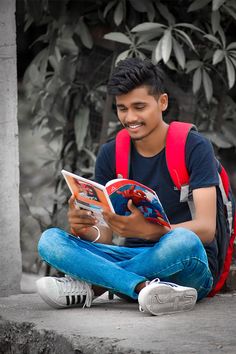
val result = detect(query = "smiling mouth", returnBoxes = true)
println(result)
[125,123,143,129]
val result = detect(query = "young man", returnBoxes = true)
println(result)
[36,58,219,316]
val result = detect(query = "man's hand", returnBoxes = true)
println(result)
[67,195,113,244]
[68,195,97,236]
[102,199,169,241]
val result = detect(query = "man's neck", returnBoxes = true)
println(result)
[133,122,169,157]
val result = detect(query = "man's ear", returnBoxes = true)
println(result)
[159,93,168,112]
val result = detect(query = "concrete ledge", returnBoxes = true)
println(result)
[1,292,236,353]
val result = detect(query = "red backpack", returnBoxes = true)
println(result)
[115,121,236,296]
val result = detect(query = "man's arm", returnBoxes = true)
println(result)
[171,186,217,243]
[102,186,217,243]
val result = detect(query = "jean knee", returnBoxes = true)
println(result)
[38,227,66,261]
[170,227,205,256]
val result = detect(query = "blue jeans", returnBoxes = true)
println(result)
[38,227,213,301]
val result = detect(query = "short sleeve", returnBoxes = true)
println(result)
[95,139,116,185]
[186,130,219,190]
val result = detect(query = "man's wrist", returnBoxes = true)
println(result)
[70,225,101,242]
[91,226,101,243]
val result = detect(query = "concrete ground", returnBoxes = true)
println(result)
[0,273,236,354]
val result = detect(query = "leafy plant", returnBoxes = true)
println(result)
[103,0,236,146]
[20,0,236,271]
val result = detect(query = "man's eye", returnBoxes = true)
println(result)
[118,107,127,112]
[135,106,145,110]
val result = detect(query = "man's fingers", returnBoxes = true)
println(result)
[68,195,76,208]
[127,199,135,212]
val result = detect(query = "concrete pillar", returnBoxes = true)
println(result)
[0,0,22,296]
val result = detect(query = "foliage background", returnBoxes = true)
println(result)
[17,0,236,272]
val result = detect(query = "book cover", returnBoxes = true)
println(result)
[61,170,170,228]
[106,179,170,228]
[61,170,114,227]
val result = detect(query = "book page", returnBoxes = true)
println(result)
[61,170,114,226]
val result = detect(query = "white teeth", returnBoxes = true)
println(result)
[128,124,141,129]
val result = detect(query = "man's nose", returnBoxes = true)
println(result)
[125,109,137,122]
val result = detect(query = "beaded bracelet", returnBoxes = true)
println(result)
[91,225,101,243]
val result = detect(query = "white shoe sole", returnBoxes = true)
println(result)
[139,284,197,316]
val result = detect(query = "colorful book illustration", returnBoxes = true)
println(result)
[61,169,170,228]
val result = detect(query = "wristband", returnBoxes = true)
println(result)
[91,226,101,243]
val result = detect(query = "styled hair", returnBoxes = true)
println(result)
[107,57,166,96]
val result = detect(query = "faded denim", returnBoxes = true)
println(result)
[38,227,213,300]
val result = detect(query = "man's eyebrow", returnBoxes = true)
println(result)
[116,101,146,107]
[116,103,126,107]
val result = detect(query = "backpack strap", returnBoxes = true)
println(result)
[115,129,131,179]
[165,121,197,190]
[115,122,196,185]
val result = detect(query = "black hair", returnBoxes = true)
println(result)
[107,57,166,96]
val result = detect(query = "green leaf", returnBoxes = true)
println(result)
[172,38,185,69]
[227,42,236,50]
[225,57,235,89]
[211,10,220,34]
[228,54,236,67]
[132,22,165,33]
[221,122,236,146]
[223,5,236,21]
[154,39,163,63]
[218,26,226,48]
[162,29,172,63]
[139,41,157,51]
[193,67,202,93]
[128,0,148,12]
[165,60,178,71]
[29,206,51,225]
[77,18,93,49]
[59,57,76,83]
[203,34,221,46]
[48,54,59,72]
[146,1,155,22]
[83,148,97,164]
[157,2,175,25]
[103,0,117,17]
[104,32,132,44]
[188,0,211,12]
[213,49,224,65]
[174,29,196,51]
[24,14,34,31]
[136,51,146,60]
[57,38,78,55]
[204,131,233,148]
[212,0,226,11]
[114,1,124,26]
[25,0,43,23]
[202,69,213,102]
[175,23,204,33]
[28,64,43,87]
[74,106,90,152]
[137,32,162,45]
[186,60,202,73]
[115,50,131,65]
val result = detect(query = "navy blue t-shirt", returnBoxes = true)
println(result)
[95,130,219,284]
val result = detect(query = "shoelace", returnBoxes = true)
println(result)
[148,278,178,287]
[57,276,93,308]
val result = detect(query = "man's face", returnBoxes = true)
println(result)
[115,86,168,141]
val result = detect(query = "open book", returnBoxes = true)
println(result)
[61,169,170,228]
